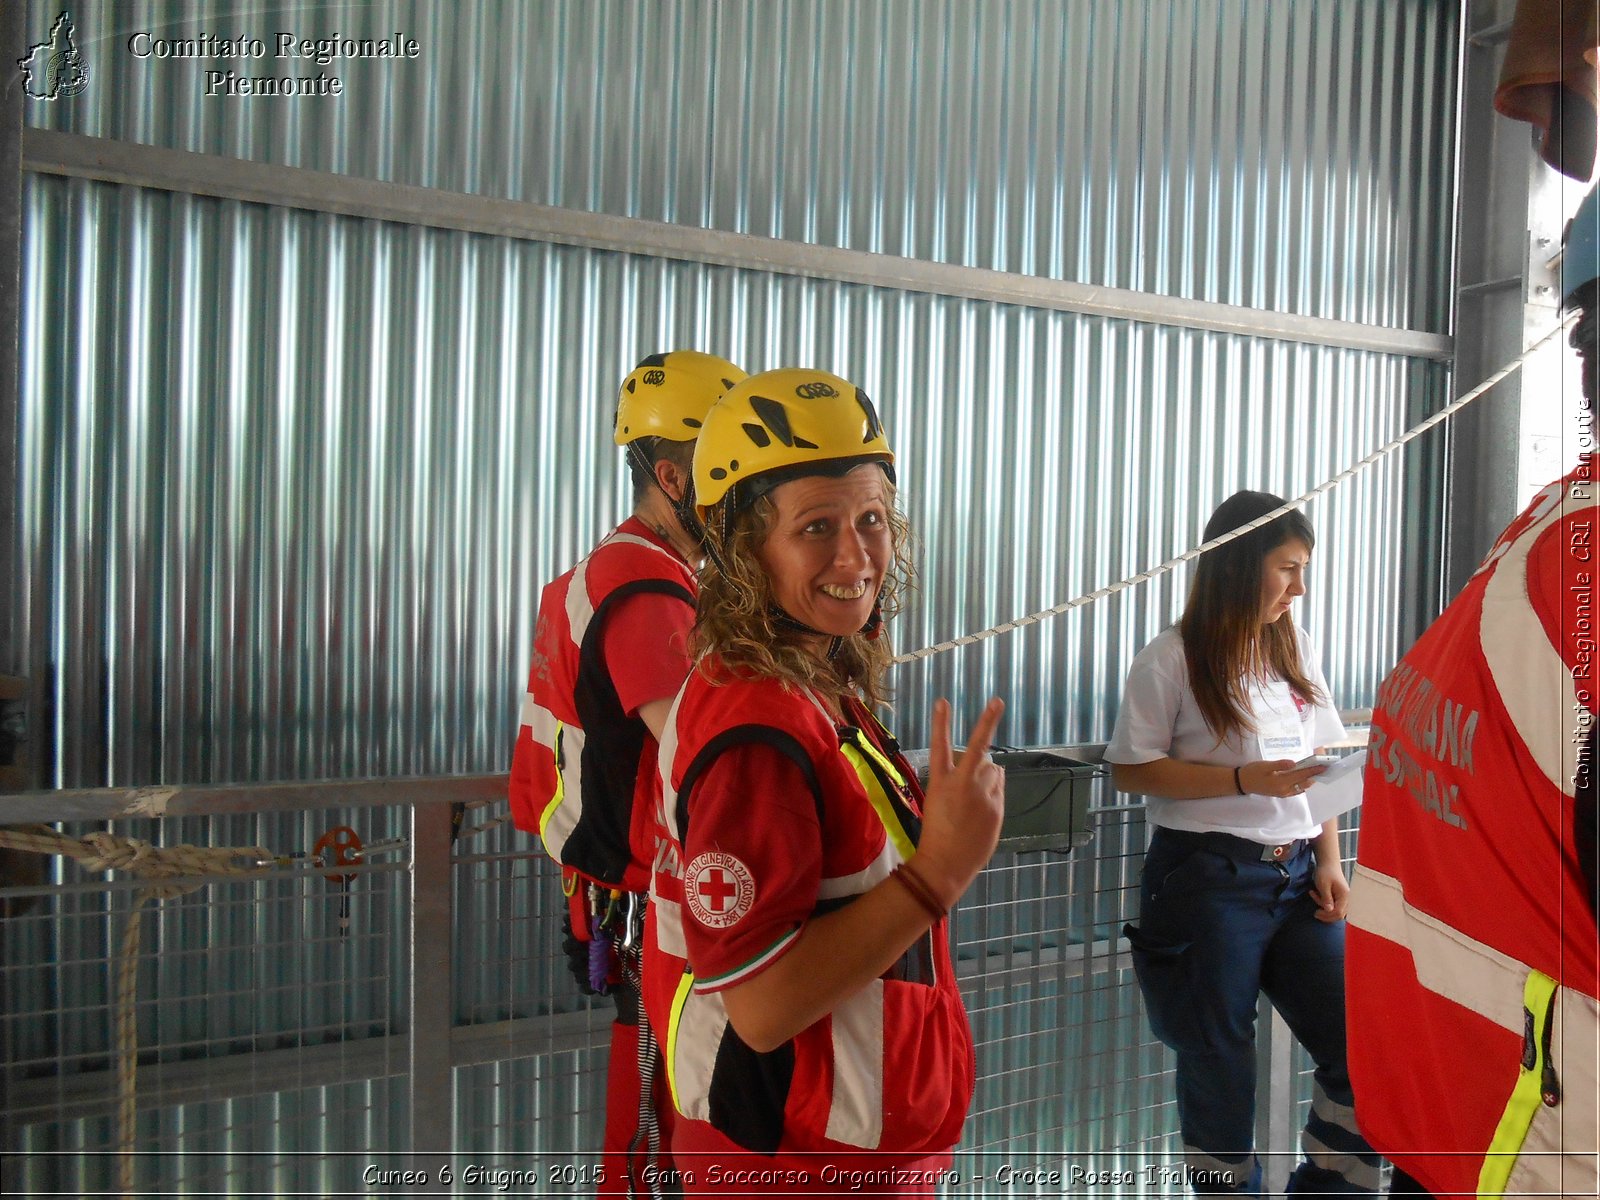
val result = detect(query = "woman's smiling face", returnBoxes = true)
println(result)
[757,465,892,643]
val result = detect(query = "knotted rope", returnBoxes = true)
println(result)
[0,824,273,1198]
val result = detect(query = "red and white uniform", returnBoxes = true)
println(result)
[643,659,973,1189]
[1348,459,1600,1197]
[511,517,697,1196]
[511,517,696,891]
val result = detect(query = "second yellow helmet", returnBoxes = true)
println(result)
[614,350,748,446]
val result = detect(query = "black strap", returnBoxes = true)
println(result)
[564,576,695,886]
[837,725,922,847]
[675,725,826,844]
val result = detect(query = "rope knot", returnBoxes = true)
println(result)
[80,831,155,875]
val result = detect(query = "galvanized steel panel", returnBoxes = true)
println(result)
[21,172,1439,789]
[26,0,1456,329]
[12,0,1459,1176]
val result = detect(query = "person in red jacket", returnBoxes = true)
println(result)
[642,368,1006,1196]
[511,350,746,1197]
[1345,186,1600,1197]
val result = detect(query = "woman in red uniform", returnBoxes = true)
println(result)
[642,368,1005,1196]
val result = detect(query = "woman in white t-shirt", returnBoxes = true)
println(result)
[1105,490,1379,1197]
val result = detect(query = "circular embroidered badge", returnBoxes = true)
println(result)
[684,852,756,929]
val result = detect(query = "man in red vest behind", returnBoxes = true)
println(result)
[1346,188,1600,1197]
[511,351,746,1197]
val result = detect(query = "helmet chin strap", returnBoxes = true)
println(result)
[768,599,884,661]
[629,440,707,554]
[767,607,846,661]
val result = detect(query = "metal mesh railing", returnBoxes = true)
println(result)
[2,810,413,1195]
[1,767,1352,1196]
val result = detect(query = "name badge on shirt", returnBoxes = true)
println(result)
[1256,681,1311,760]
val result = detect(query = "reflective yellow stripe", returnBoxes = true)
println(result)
[838,737,915,861]
[852,725,907,789]
[1478,970,1559,1198]
[664,969,695,1114]
[536,722,566,839]
[1353,866,1599,1193]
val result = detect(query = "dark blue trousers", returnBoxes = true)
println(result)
[1126,827,1380,1196]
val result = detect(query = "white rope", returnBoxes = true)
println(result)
[0,825,274,1198]
[893,316,1576,665]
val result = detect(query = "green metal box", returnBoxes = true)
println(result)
[906,747,1101,855]
[991,750,1101,853]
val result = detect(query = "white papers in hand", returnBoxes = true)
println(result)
[1304,749,1368,825]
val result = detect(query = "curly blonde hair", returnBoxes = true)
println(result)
[693,476,916,709]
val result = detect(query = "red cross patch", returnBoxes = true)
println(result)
[684,852,756,929]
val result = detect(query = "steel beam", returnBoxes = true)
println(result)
[21,128,1454,363]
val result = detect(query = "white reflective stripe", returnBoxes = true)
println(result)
[1310,1082,1357,1134]
[540,724,585,861]
[602,530,680,558]
[670,987,729,1125]
[653,894,686,958]
[586,529,686,640]
[1549,989,1600,1154]
[1480,485,1594,794]
[824,980,884,1148]
[1348,863,1527,1033]
[563,529,684,656]
[799,686,835,724]
[521,694,559,743]
[658,686,688,842]
[817,840,898,901]
[1300,1132,1382,1192]
[1351,864,1600,1171]
[1506,1058,1600,1194]
[565,557,596,646]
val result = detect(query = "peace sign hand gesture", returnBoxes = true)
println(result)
[912,698,1007,908]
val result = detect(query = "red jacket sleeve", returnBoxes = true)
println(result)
[677,742,824,993]
[600,590,696,716]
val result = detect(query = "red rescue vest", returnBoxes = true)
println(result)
[1348,462,1599,1197]
[644,662,975,1158]
[510,520,695,892]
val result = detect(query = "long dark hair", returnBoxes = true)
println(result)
[1179,490,1326,743]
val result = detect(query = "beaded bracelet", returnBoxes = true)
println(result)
[891,861,946,921]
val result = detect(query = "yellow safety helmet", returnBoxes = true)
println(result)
[692,367,896,518]
[614,350,748,446]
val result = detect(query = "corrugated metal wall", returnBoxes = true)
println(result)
[19,0,1458,786]
[34,0,1455,326]
[10,0,1460,1185]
